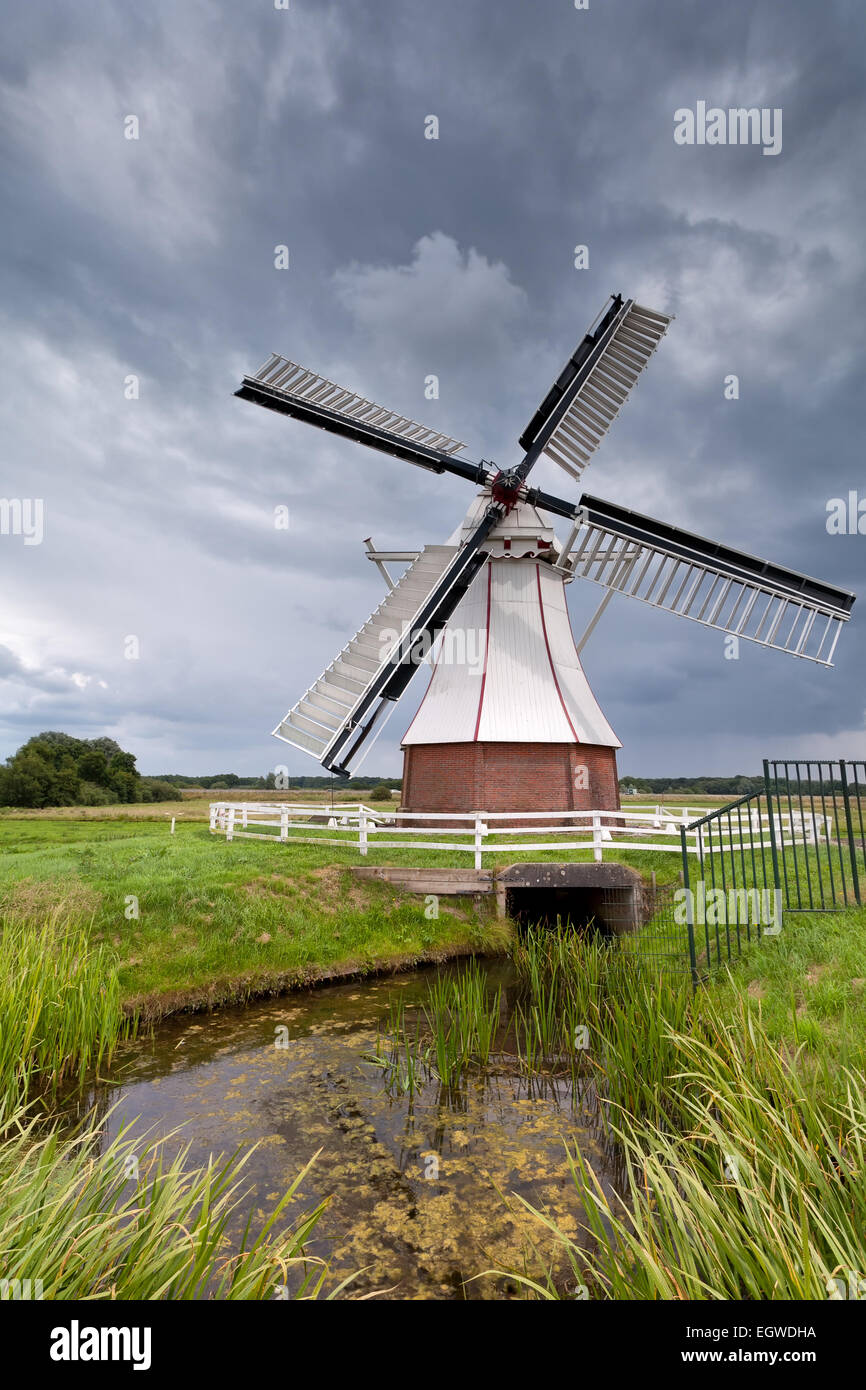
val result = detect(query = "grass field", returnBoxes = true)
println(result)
[0,816,512,1017]
[2,797,863,1028]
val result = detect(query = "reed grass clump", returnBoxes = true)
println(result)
[371,961,504,1091]
[520,1000,866,1299]
[0,906,130,1113]
[0,1104,334,1300]
[498,927,866,1300]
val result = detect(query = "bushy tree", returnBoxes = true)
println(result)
[139,779,176,802]
[0,733,142,808]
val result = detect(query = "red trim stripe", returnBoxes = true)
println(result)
[472,562,492,741]
[536,563,580,742]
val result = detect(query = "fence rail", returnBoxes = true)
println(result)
[209,799,825,871]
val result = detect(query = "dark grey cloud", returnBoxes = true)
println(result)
[1,0,863,776]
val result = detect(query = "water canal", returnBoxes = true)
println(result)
[67,958,621,1299]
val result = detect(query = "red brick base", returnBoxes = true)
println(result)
[401,742,621,824]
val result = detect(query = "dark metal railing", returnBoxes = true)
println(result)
[763,759,865,911]
[626,759,866,987]
[678,791,780,986]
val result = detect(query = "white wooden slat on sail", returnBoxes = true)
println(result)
[251,355,466,456]
[564,520,849,666]
[543,302,672,481]
[273,545,459,761]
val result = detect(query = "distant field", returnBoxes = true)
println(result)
[0,788,370,821]
[0,789,742,822]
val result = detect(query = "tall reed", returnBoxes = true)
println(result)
[423,962,502,1085]
[0,906,130,1113]
[0,1103,336,1300]
[501,990,866,1299]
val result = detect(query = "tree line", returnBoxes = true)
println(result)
[0,733,175,807]
[619,775,765,796]
[154,773,403,791]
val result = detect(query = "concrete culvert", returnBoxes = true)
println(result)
[498,864,647,937]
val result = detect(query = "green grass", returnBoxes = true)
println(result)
[710,906,866,1081]
[0,819,511,1015]
[0,909,129,1113]
[0,1105,334,1300]
[520,997,866,1300]
[3,806,866,1301]
[480,928,866,1300]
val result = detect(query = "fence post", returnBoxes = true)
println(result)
[839,762,862,905]
[762,759,783,900]
[474,813,484,871]
[359,807,368,857]
[681,826,699,990]
[209,804,216,832]
[242,806,248,829]
[592,812,603,863]
[226,807,235,843]
[280,808,288,843]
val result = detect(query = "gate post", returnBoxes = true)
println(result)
[839,762,862,906]
[762,759,783,901]
[681,826,699,990]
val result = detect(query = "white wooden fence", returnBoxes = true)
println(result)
[209,802,831,871]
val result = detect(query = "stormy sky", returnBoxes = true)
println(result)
[1,0,863,778]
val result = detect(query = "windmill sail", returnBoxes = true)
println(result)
[237,356,490,487]
[519,298,672,483]
[274,545,458,761]
[565,496,855,665]
[274,506,502,772]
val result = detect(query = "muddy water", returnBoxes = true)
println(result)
[74,960,619,1299]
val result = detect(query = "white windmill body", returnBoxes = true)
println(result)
[400,493,622,816]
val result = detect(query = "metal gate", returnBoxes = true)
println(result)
[762,759,865,911]
[633,759,866,986]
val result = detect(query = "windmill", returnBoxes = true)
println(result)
[236,294,855,818]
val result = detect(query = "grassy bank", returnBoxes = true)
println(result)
[501,924,866,1298]
[0,819,511,1018]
